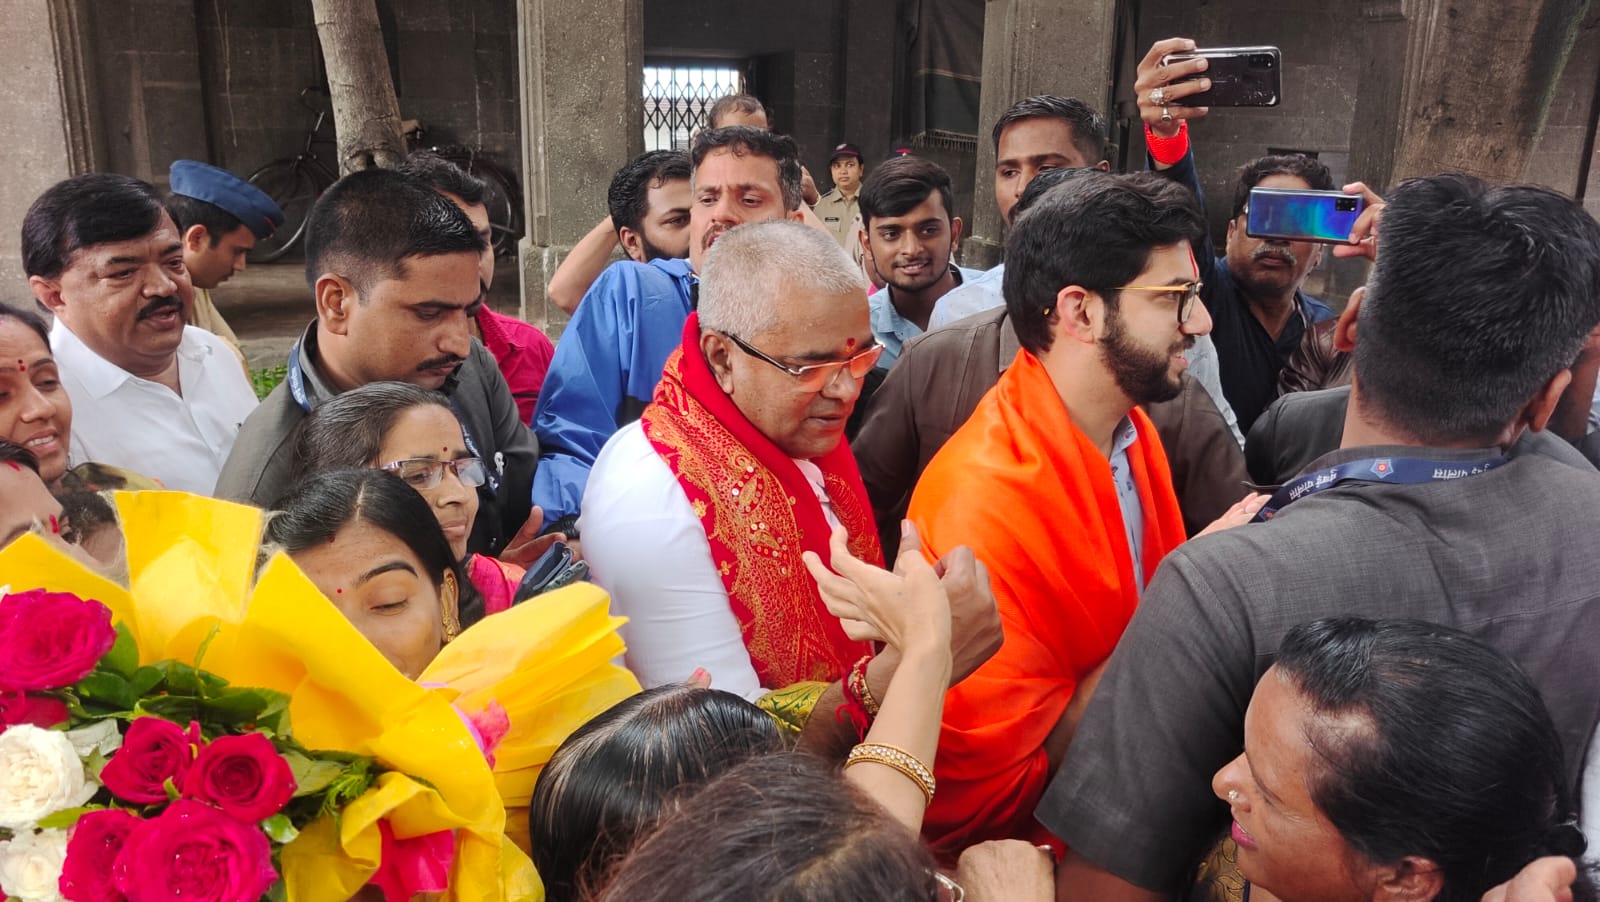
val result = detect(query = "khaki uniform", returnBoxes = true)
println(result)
[814,188,864,266]
[189,287,248,374]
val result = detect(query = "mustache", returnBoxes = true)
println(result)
[137,297,182,320]
[416,355,464,373]
[1252,245,1297,267]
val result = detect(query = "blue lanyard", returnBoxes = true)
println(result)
[1253,454,1507,522]
[286,342,500,493]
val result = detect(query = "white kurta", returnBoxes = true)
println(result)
[579,420,839,703]
[51,319,258,496]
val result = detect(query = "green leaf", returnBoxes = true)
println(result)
[128,666,164,698]
[75,672,138,712]
[163,777,180,802]
[36,805,102,829]
[135,696,200,723]
[260,813,299,844]
[283,752,348,798]
[99,624,140,679]
[192,624,221,670]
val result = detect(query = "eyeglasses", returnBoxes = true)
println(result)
[932,871,965,902]
[381,457,487,491]
[1115,280,1204,325]
[722,332,885,392]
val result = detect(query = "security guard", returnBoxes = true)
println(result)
[814,142,865,266]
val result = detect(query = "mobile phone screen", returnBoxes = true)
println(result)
[1246,188,1364,245]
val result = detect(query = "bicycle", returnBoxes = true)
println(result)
[248,87,526,262]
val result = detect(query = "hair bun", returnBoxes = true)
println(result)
[1542,821,1588,858]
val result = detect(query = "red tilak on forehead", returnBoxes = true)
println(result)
[1187,244,1199,279]
[845,337,856,350]
[48,514,59,535]
[3,461,18,471]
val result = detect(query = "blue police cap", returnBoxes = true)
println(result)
[168,160,285,240]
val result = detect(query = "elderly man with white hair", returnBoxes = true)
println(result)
[580,220,1001,755]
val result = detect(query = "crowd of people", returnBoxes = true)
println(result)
[3,33,1598,902]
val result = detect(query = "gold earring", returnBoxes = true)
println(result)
[440,571,462,643]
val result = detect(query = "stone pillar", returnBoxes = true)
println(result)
[1346,0,1435,192]
[966,0,1119,269]
[0,0,100,290]
[515,0,643,334]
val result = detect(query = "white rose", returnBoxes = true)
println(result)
[0,726,97,829]
[0,828,68,902]
[64,720,121,759]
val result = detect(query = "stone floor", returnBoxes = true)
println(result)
[219,255,527,371]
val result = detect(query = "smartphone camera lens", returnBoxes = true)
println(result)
[1335,198,1358,213]
[1250,54,1274,68]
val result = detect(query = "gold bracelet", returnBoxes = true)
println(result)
[845,742,935,804]
[847,655,881,717]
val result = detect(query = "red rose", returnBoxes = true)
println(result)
[182,733,296,823]
[99,718,200,804]
[0,590,116,692]
[0,691,69,729]
[59,808,141,902]
[110,799,277,902]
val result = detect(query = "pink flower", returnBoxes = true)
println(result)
[367,821,455,902]
[462,701,510,768]
[59,808,141,902]
[0,591,116,692]
[110,800,276,902]
[99,719,200,805]
[0,693,69,730]
[182,733,296,823]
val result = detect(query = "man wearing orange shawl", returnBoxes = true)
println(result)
[910,171,1246,854]
[582,220,1000,749]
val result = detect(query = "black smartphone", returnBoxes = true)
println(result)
[1246,187,1365,244]
[1160,46,1281,107]
[513,541,583,603]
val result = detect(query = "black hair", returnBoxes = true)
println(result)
[302,168,484,294]
[22,174,167,279]
[164,193,246,248]
[1004,170,1204,355]
[707,93,768,129]
[529,685,782,902]
[265,468,467,615]
[398,150,487,207]
[991,95,1108,163]
[594,752,938,902]
[1229,154,1335,219]
[691,126,805,213]
[292,381,454,481]
[1275,617,1595,902]
[0,305,50,347]
[607,150,693,235]
[0,440,40,475]
[858,156,955,229]
[1355,174,1600,444]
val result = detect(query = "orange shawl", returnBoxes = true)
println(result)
[909,349,1187,855]
[641,313,878,689]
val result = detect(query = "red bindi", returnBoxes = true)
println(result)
[3,461,18,471]
[48,514,59,534]
[335,588,343,594]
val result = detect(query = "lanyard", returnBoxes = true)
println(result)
[1253,454,1507,522]
[286,342,500,493]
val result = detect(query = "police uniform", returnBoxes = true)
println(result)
[815,142,865,266]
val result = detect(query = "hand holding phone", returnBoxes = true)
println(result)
[1159,46,1281,107]
[1246,187,1365,245]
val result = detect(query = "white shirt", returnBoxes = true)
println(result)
[51,319,258,495]
[580,421,838,703]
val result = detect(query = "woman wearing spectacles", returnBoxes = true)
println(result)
[293,381,526,621]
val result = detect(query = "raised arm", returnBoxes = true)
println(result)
[546,216,621,315]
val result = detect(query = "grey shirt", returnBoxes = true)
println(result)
[1037,430,1600,893]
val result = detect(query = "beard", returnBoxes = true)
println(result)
[1100,307,1188,405]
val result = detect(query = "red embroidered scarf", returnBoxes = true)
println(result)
[640,314,878,689]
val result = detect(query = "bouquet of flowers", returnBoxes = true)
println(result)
[0,587,437,902]
[0,492,547,902]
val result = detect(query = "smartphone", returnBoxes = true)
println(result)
[513,541,586,603]
[1246,188,1365,245]
[1160,46,1281,107]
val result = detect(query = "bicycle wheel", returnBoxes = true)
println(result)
[247,159,321,263]
[444,152,522,258]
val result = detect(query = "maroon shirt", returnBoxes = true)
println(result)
[476,306,554,426]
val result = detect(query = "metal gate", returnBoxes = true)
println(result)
[643,63,747,152]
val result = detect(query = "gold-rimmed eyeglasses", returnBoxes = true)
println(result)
[722,332,885,392]
[1115,279,1204,325]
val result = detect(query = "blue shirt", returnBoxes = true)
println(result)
[869,265,985,369]
[928,263,1006,330]
[531,257,695,528]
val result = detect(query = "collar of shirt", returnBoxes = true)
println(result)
[1111,416,1139,457]
[869,264,979,348]
[790,457,841,529]
[50,317,208,401]
[1298,442,1507,477]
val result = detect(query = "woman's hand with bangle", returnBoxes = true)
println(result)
[802,521,951,665]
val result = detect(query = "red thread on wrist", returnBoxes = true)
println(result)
[1145,120,1190,166]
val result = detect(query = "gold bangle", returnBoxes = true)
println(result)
[847,655,881,717]
[845,742,935,804]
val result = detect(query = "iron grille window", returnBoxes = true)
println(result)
[644,64,746,152]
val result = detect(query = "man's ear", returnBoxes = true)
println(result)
[949,217,965,255]
[1095,159,1112,172]
[1053,284,1100,347]
[1371,856,1444,902]
[315,274,357,337]
[28,276,66,316]
[1521,367,1573,436]
[1333,287,1362,353]
[701,330,737,393]
[617,226,645,264]
[182,224,210,254]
